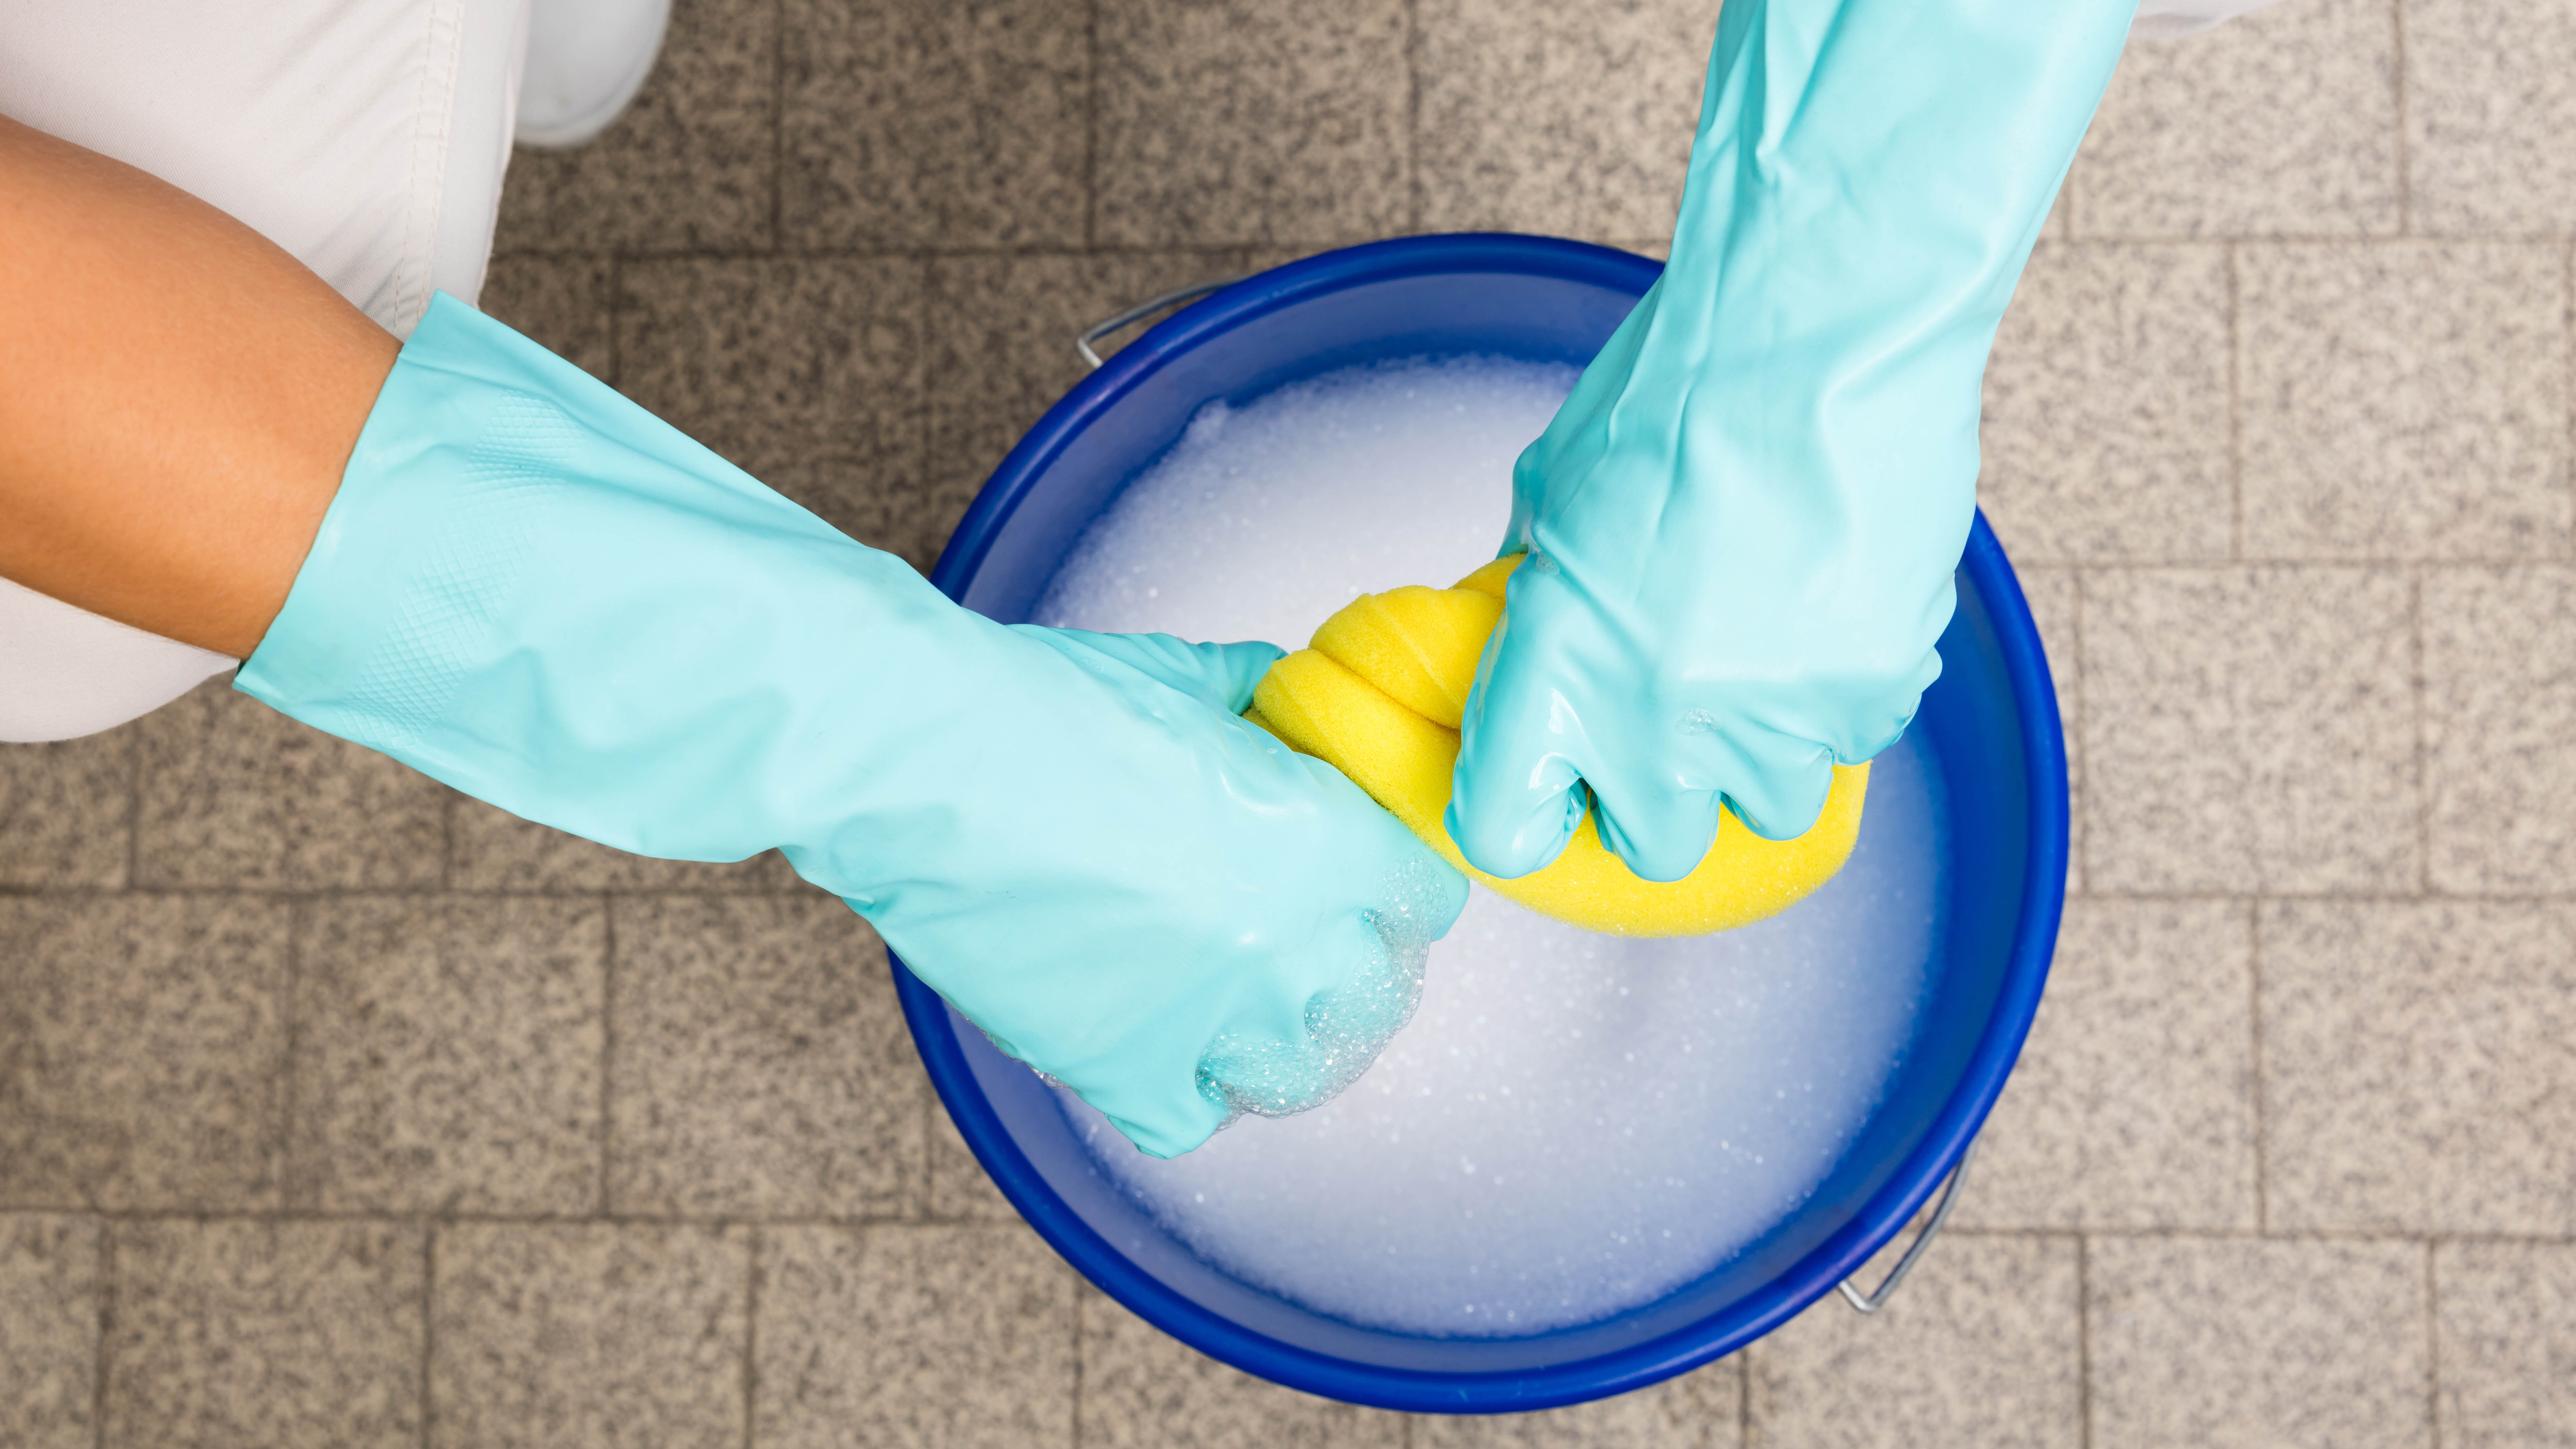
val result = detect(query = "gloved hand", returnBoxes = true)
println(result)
[1450,0,2133,883]
[238,294,1468,1159]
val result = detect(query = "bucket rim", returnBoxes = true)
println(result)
[900,231,2071,1414]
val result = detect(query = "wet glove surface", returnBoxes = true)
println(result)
[1451,0,2134,883]
[239,295,1467,1159]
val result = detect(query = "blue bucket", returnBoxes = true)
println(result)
[902,233,2069,1414]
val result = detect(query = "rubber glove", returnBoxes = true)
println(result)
[237,294,1467,1159]
[1450,0,2133,882]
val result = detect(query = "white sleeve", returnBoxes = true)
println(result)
[2133,0,2285,39]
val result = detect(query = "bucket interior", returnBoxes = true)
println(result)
[912,238,2060,1404]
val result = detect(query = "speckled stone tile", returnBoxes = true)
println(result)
[2423,567,2576,892]
[2239,242,2568,559]
[1979,242,2231,563]
[927,1095,1022,1223]
[1414,0,1715,242]
[102,1219,425,1449]
[448,796,797,892]
[1746,1234,2080,1449]
[2087,1236,2430,1449]
[287,897,605,1216]
[925,250,1247,558]
[431,1223,746,1449]
[0,896,288,1213]
[134,680,445,890]
[1412,1363,1737,1449]
[2016,567,2086,895]
[2080,567,2416,894]
[0,1215,99,1449]
[2259,900,2576,1235]
[616,257,932,566]
[490,0,774,253]
[2066,0,2401,238]
[474,255,617,380]
[607,896,923,1217]
[1079,1288,1407,1449]
[2434,1240,2576,1449]
[1094,0,1412,248]
[1956,899,2257,1231]
[0,729,132,887]
[2404,0,2576,235]
[781,0,1087,250]
[757,1223,1075,1449]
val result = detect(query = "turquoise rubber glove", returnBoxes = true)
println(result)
[1450,0,2133,882]
[238,294,1467,1159]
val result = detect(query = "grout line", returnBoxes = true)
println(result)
[2226,242,2245,559]
[2391,0,2413,238]
[2076,1233,2093,1449]
[92,1221,114,1449]
[2070,570,2093,893]
[123,724,143,893]
[2565,242,2574,564]
[2412,567,2433,893]
[1070,1282,1087,1449]
[1082,0,1100,250]
[607,253,626,390]
[277,897,307,1212]
[1737,1350,1753,1448]
[2423,1240,2443,1449]
[2247,899,2270,1234]
[419,1224,437,1449]
[768,0,784,253]
[1403,0,1425,236]
[598,894,617,1217]
[744,1227,761,1449]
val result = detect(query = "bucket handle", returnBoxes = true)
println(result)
[1077,277,1246,369]
[1838,1137,1978,1315]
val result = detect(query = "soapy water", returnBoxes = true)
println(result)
[1035,356,1946,1337]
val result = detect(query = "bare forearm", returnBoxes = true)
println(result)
[0,113,398,658]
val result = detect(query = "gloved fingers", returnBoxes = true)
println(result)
[1447,631,1590,880]
[1586,781,1729,885]
[1716,742,1839,844]
[1015,626,1283,715]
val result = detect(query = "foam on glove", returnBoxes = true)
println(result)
[1249,557,1866,937]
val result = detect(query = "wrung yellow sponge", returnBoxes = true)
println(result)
[1245,556,1867,937]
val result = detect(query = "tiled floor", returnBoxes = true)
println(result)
[5,0,2575,1444]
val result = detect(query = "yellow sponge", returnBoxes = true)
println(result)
[1246,556,1867,937]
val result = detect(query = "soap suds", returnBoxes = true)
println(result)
[1039,356,1946,1337]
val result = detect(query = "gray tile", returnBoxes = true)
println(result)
[1956,900,2258,1231]
[448,795,797,892]
[475,255,617,381]
[0,896,288,1213]
[781,0,1088,250]
[289,897,606,1216]
[616,257,933,567]
[2434,1240,2576,1449]
[134,679,446,890]
[758,1223,1075,1449]
[2066,0,2401,238]
[431,1223,746,1449]
[1414,0,1717,242]
[1094,0,1412,248]
[491,0,774,253]
[1413,1363,1736,1449]
[2080,567,2417,893]
[926,250,1246,565]
[927,1095,1023,1223]
[2087,1236,2430,1449]
[1078,1287,1406,1449]
[0,729,132,887]
[2240,242,2569,559]
[1746,1235,2080,1449]
[102,1219,425,1449]
[1979,243,2232,563]
[2016,567,2086,896]
[2259,900,2576,1235]
[2404,0,2576,235]
[608,896,924,1218]
[0,1214,99,1449]
[2423,567,2576,891]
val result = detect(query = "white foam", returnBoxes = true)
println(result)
[1038,355,1946,1338]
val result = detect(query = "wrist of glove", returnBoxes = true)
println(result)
[241,294,1466,1158]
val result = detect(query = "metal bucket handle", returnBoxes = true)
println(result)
[1076,275,1983,1321]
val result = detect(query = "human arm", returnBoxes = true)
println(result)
[1448,0,2136,881]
